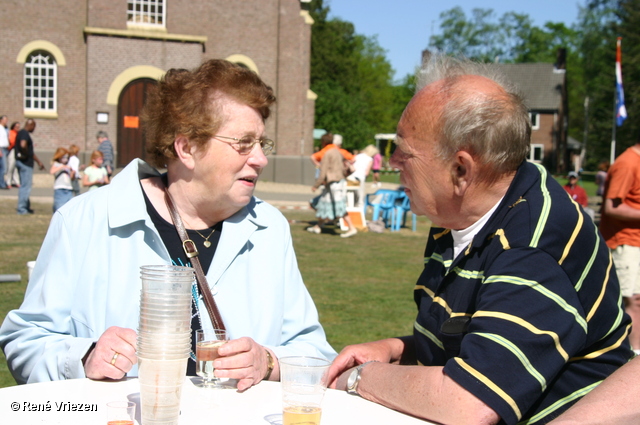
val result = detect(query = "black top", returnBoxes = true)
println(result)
[142,181,223,375]
[15,129,34,167]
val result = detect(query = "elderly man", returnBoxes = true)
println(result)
[327,55,632,425]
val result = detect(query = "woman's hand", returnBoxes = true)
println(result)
[212,337,276,391]
[83,326,137,380]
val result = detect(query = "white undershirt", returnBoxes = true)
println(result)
[451,197,504,260]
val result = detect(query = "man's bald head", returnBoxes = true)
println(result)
[405,55,531,180]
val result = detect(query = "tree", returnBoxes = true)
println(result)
[309,0,406,151]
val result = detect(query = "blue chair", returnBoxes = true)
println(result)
[391,193,416,232]
[365,189,399,227]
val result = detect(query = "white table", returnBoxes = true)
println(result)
[0,377,431,424]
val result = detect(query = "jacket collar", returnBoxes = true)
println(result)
[106,159,269,280]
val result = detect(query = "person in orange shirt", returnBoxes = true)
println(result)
[600,141,640,353]
[310,133,354,167]
[5,121,21,188]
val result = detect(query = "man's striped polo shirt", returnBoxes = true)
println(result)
[414,161,632,425]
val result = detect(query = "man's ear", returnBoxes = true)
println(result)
[173,135,195,170]
[452,150,475,197]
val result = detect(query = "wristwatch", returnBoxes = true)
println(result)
[346,361,376,395]
[263,349,275,380]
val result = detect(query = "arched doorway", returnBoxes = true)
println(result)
[117,78,156,166]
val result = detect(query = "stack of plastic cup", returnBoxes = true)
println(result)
[137,265,195,425]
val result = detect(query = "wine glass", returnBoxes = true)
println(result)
[195,329,228,388]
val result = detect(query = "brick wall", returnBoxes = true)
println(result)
[0,0,314,182]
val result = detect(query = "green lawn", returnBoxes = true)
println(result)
[0,200,430,388]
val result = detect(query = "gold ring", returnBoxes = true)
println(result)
[110,352,119,366]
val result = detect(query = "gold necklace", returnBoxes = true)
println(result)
[190,226,216,248]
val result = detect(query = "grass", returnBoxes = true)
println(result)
[0,199,431,388]
[0,200,52,388]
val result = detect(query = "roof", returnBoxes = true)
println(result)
[494,63,565,111]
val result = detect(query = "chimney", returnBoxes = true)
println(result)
[555,48,566,70]
[421,49,431,66]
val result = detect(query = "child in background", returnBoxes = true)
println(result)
[50,147,75,213]
[67,144,82,196]
[82,150,109,191]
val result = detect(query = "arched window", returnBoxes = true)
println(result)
[24,51,57,112]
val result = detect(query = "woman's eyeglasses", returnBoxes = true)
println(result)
[213,135,275,156]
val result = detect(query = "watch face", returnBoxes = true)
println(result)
[347,368,359,391]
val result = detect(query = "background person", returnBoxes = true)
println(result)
[49,147,75,212]
[96,131,114,177]
[310,133,354,170]
[599,139,640,355]
[0,115,8,189]
[326,54,631,425]
[68,144,82,196]
[14,119,45,215]
[0,59,335,389]
[595,160,609,198]
[5,122,21,188]
[82,150,109,190]
[346,144,376,208]
[563,171,594,221]
[307,135,358,238]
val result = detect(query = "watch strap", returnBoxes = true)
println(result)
[264,349,275,380]
[347,360,377,395]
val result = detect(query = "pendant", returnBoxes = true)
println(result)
[204,240,212,248]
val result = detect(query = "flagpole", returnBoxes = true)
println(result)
[611,93,617,164]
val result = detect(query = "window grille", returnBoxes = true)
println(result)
[127,0,165,27]
[24,51,57,112]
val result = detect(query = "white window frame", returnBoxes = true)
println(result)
[127,0,166,28]
[529,144,544,163]
[24,51,57,113]
[529,112,540,130]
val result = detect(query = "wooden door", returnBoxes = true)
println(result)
[117,78,156,167]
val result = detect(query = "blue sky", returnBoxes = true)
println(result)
[327,0,583,80]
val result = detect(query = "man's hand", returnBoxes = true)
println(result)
[212,337,277,391]
[83,326,137,380]
[326,338,403,388]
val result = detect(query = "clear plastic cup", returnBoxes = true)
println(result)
[138,356,188,424]
[140,265,195,296]
[280,356,331,425]
[138,319,191,333]
[140,301,191,314]
[137,265,195,425]
[139,309,191,318]
[140,294,192,303]
[137,330,192,339]
[136,341,191,352]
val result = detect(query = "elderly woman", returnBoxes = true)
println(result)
[0,60,336,390]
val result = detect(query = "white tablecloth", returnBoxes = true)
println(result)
[0,377,431,424]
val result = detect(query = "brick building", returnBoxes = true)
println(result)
[0,0,318,184]
[497,60,569,174]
